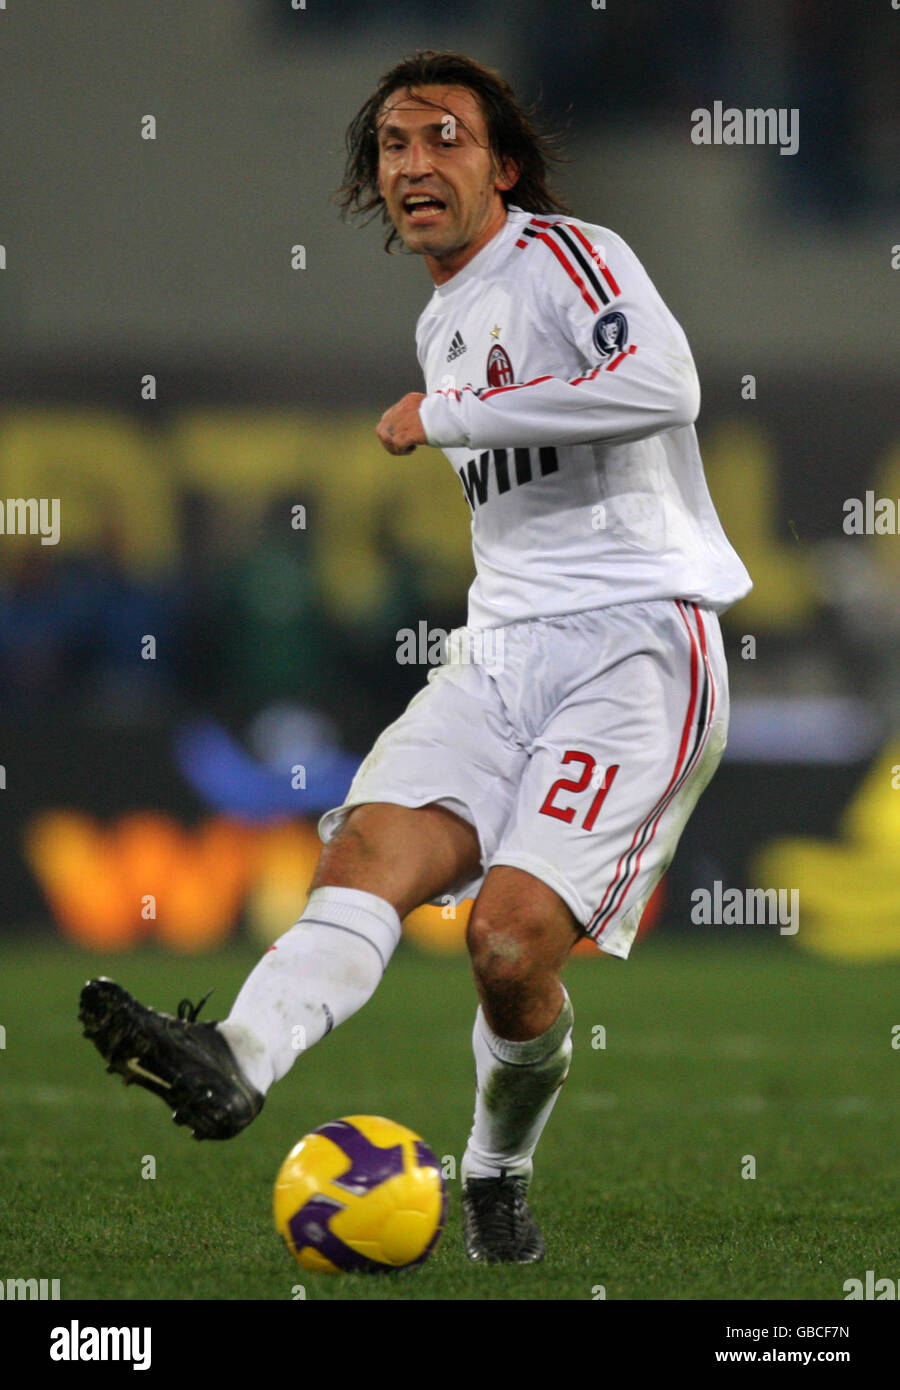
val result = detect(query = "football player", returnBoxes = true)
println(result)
[81,50,751,1265]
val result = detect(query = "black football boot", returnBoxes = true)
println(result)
[461,1173,546,1263]
[78,977,263,1140]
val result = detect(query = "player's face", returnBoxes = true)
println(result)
[376,85,516,278]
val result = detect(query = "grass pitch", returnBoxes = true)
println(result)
[1,935,898,1301]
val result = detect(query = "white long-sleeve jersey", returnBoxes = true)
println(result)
[416,205,752,629]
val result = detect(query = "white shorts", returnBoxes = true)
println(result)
[319,600,729,959]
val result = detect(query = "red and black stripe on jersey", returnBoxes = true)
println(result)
[469,345,637,403]
[515,216,621,314]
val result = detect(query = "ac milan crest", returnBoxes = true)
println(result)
[486,343,514,388]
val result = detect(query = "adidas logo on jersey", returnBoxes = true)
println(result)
[447,330,467,362]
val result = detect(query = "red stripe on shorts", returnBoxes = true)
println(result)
[588,600,709,937]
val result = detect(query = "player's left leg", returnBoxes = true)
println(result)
[460,865,580,1263]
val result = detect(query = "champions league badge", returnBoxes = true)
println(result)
[592,310,628,359]
[486,343,514,387]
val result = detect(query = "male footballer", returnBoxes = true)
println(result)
[80,51,751,1264]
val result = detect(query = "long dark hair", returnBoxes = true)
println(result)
[337,50,570,252]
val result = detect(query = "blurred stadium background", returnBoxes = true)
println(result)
[1,0,898,964]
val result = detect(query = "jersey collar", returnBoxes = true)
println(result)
[431,206,530,299]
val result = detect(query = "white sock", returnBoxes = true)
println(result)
[461,988,574,1185]
[217,886,401,1095]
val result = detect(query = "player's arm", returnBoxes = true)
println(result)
[418,226,699,452]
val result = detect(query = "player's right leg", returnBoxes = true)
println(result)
[79,801,480,1139]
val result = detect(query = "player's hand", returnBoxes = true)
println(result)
[376,392,427,455]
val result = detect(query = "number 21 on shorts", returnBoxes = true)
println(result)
[539,752,620,831]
